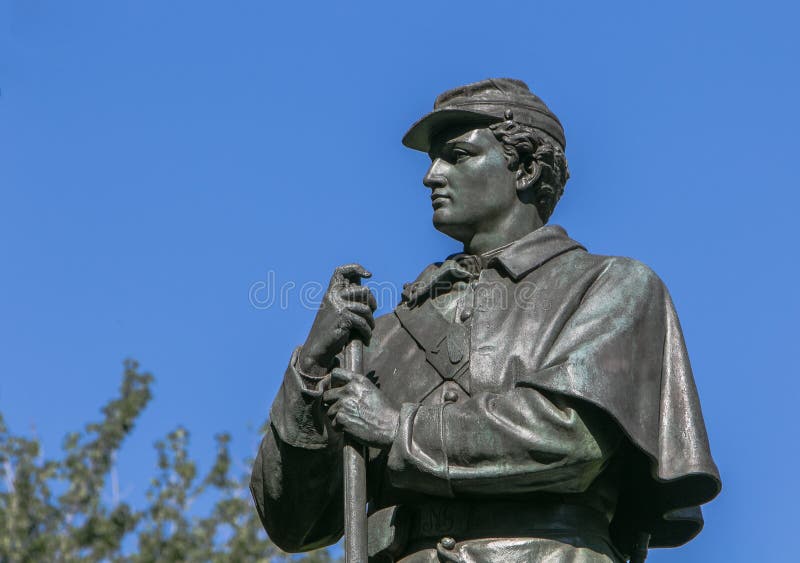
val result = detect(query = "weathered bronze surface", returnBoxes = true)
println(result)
[250,78,721,562]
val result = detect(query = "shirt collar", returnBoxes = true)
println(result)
[489,224,586,280]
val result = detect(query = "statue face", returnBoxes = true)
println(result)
[423,126,519,243]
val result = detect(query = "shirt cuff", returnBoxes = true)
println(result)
[269,347,333,449]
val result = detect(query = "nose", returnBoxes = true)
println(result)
[423,159,447,189]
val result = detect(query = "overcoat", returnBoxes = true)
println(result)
[251,225,721,562]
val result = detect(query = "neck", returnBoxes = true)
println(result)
[463,207,544,255]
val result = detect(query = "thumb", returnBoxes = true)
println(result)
[330,367,356,387]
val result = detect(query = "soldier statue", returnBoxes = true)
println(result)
[250,78,720,562]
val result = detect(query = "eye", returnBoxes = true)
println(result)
[452,148,470,163]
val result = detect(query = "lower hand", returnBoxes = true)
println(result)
[322,368,400,448]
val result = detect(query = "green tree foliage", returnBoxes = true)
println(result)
[0,360,339,563]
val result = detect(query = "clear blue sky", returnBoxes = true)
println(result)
[1,1,798,561]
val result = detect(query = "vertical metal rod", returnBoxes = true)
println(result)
[630,531,650,563]
[343,339,367,563]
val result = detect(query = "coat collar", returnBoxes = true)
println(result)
[405,225,586,297]
[488,224,585,281]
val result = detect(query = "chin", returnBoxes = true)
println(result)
[432,210,454,231]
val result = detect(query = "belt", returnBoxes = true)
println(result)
[366,501,612,562]
[407,500,610,542]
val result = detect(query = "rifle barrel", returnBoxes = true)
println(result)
[343,339,367,563]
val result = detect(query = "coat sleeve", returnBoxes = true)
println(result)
[386,382,621,497]
[249,348,344,552]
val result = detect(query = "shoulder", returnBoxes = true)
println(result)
[542,245,664,284]
[561,251,667,300]
[597,254,662,283]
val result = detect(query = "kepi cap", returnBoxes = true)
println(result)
[402,78,565,152]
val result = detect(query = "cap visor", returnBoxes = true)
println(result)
[402,109,503,152]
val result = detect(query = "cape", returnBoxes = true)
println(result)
[519,271,722,551]
[477,227,722,552]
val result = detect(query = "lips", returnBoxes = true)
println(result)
[430,192,450,208]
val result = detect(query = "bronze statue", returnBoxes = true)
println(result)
[250,78,720,562]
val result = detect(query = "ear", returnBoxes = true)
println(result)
[515,160,541,193]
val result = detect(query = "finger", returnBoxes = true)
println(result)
[327,401,341,418]
[339,286,378,311]
[343,310,373,342]
[331,367,357,386]
[333,263,372,286]
[322,387,345,404]
[344,303,376,328]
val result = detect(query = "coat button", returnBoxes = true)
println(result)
[459,308,472,322]
[440,536,456,550]
[443,390,459,403]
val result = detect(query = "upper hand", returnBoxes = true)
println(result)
[298,264,377,376]
[322,368,400,448]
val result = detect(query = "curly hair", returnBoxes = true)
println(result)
[489,119,569,222]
